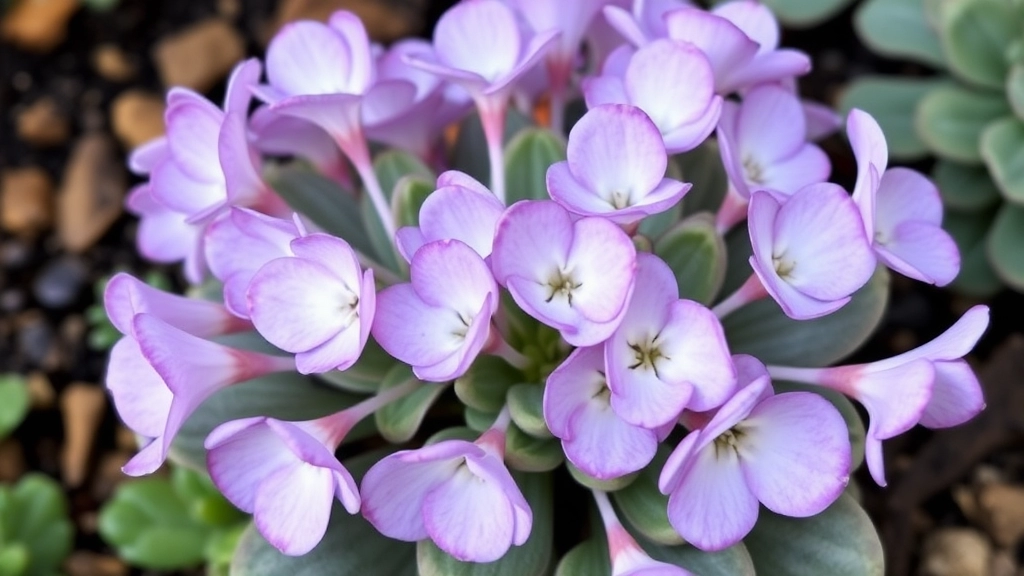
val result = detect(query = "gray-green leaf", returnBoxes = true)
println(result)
[987,202,1024,289]
[504,128,566,204]
[980,116,1024,203]
[855,0,947,68]
[654,213,727,305]
[839,76,945,160]
[916,85,1009,163]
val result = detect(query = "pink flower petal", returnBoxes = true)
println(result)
[434,0,521,83]
[737,84,806,165]
[491,200,574,284]
[361,452,461,541]
[567,104,666,198]
[920,360,985,428]
[655,300,736,412]
[205,417,295,512]
[875,221,960,286]
[422,467,516,562]
[254,463,336,555]
[410,240,497,315]
[565,399,658,479]
[418,186,504,258]
[847,109,888,236]
[165,95,224,183]
[624,40,718,142]
[267,21,354,96]
[564,216,637,322]
[758,144,831,196]
[106,337,172,438]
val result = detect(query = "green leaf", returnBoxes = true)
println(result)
[0,544,28,576]
[315,339,397,394]
[374,366,445,443]
[170,467,245,527]
[612,446,682,545]
[506,423,564,472]
[987,202,1024,289]
[567,462,638,492]
[654,213,727,305]
[722,267,891,367]
[757,0,855,27]
[1006,64,1024,120]
[391,175,435,228]
[3,474,73,576]
[555,539,609,576]
[932,160,1002,211]
[773,383,867,471]
[944,208,1005,297]
[839,76,944,160]
[264,164,373,256]
[170,373,363,471]
[425,426,479,445]
[981,116,1024,202]
[940,0,1020,89]
[374,150,433,201]
[361,192,403,274]
[417,472,552,576]
[0,375,29,440]
[451,110,532,185]
[916,85,1009,163]
[744,492,884,576]
[465,406,498,432]
[506,384,551,438]
[504,128,566,204]
[855,0,947,68]
[646,541,756,576]
[455,356,525,413]
[677,139,728,220]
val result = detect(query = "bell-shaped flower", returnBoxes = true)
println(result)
[249,107,350,186]
[125,184,205,284]
[360,419,531,562]
[204,208,306,318]
[395,171,504,261]
[583,40,721,154]
[372,239,499,382]
[247,234,375,375]
[662,2,811,94]
[747,185,876,320]
[491,200,637,346]
[547,104,689,225]
[767,305,989,486]
[659,364,850,551]
[404,0,559,201]
[717,84,830,201]
[592,489,694,576]
[107,314,295,476]
[104,272,251,339]
[847,109,960,286]
[605,253,735,427]
[544,346,668,480]
[205,379,419,556]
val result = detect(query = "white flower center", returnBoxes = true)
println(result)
[546,268,582,306]
[606,189,633,210]
[742,156,765,185]
[712,428,745,459]
[773,251,796,279]
[627,334,669,378]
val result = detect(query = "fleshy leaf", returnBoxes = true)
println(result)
[647,540,756,576]
[416,471,552,576]
[506,423,564,472]
[980,116,1024,203]
[392,175,436,228]
[0,375,29,440]
[743,492,884,576]
[455,356,524,413]
[567,462,639,492]
[612,446,682,545]
[507,383,551,439]
[916,85,1009,164]
[839,76,944,160]
[728,0,854,28]
[364,150,435,273]
[505,127,567,204]
[987,202,1024,290]
[854,0,947,68]
[0,474,73,576]
[939,0,1019,90]
[654,213,727,305]
[374,365,444,443]
[554,539,609,576]
[465,406,498,432]
[944,209,1003,297]
[932,160,1002,212]
[264,163,372,256]
[678,140,728,219]
[1007,64,1024,120]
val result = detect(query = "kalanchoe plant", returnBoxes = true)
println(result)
[104,1,988,574]
[845,0,1024,296]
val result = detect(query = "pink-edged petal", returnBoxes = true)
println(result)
[361,454,460,541]
[491,200,574,283]
[723,50,811,93]
[372,285,466,366]
[864,436,887,486]
[624,40,717,135]
[655,300,736,411]
[847,109,888,233]
[224,58,261,114]
[488,29,561,95]
[254,463,336,556]
[266,21,353,96]
[659,429,701,495]
[106,337,171,438]
[737,84,807,164]
[739,392,850,516]
[361,79,419,127]
[295,321,364,374]
[603,5,649,47]
[413,295,494,382]
[661,97,723,154]
[544,346,604,439]
[422,468,516,562]
[696,375,772,447]
[434,0,521,82]
[150,160,224,216]
[436,170,491,194]
[410,240,497,312]
[582,75,629,108]
[716,109,751,199]
[165,96,224,183]
[567,104,666,199]
[104,272,241,338]
[122,439,167,477]
[664,8,758,90]
[713,0,779,52]
[897,305,990,363]
[857,359,934,440]
[418,187,504,257]
[758,144,831,196]
[205,418,294,512]
[876,168,943,228]
[128,137,169,174]
[564,216,637,322]
[876,221,960,286]
[919,360,985,428]
[249,107,343,172]
[547,162,621,215]
[607,345,693,428]
[327,11,373,92]
[751,256,851,319]
[464,454,532,546]
[218,112,265,206]
[665,443,759,551]
[804,100,841,141]
[268,93,363,144]
[565,401,659,479]
[395,227,427,262]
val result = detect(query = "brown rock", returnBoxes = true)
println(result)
[115,425,137,452]
[110,90,165,151]
[0,0,79,52]
[153,18,245,92]
[26,370,55,409]
[919,528,991,576]
[92,44,136,82]
[978,483,1024,548]
[16,97,70,146]
[57,134,126,252]
[1,167,54,237]
[65,552,129,576]
[92,451,130,502]
[0,439,25,482]
[272,0,424,43]
[59,383,106,487]
[991,550,1018,576]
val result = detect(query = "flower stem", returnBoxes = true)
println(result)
[715,187,749,235]
[338,131,397,241]
[712,273,769,319]
[478,98,508,204]
[320,378,422,447]
[485,329,530,371]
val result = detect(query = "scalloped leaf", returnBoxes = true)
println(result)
[944,208,1004,297]
[980,116,1024,203]
[987,202,1024,290]
[721,267,891,367]
[855,0,947,68]
[916,85,1009,164]
[0,374,29,440]
[760,0,855,28]
[654,213,727,305]
[416,471,553,576]
[940,0,1020,90]
[839,76,945,160]
[743,492,884,576]
[507,384,551,438]
[374,366,445,444]
[363,151,434,273]
[932,160,1002,212]
[567,462,639,492]
[505,128,566,204]
[555,539,609,576]
[612,446,682,545]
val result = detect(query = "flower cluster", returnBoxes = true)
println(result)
[106,0,987,569]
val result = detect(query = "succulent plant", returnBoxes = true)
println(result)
[844,0,1024,296]
[0,375,29,441]
[0,474,74,576]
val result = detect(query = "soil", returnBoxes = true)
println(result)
[1,1,1021,575]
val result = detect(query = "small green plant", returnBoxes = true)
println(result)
[844,0,1024,296]
[708,0,856,27]
[86,270,172,351]
[0,474,74,576]
[98,465,248,575]
[0,375,29,441]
